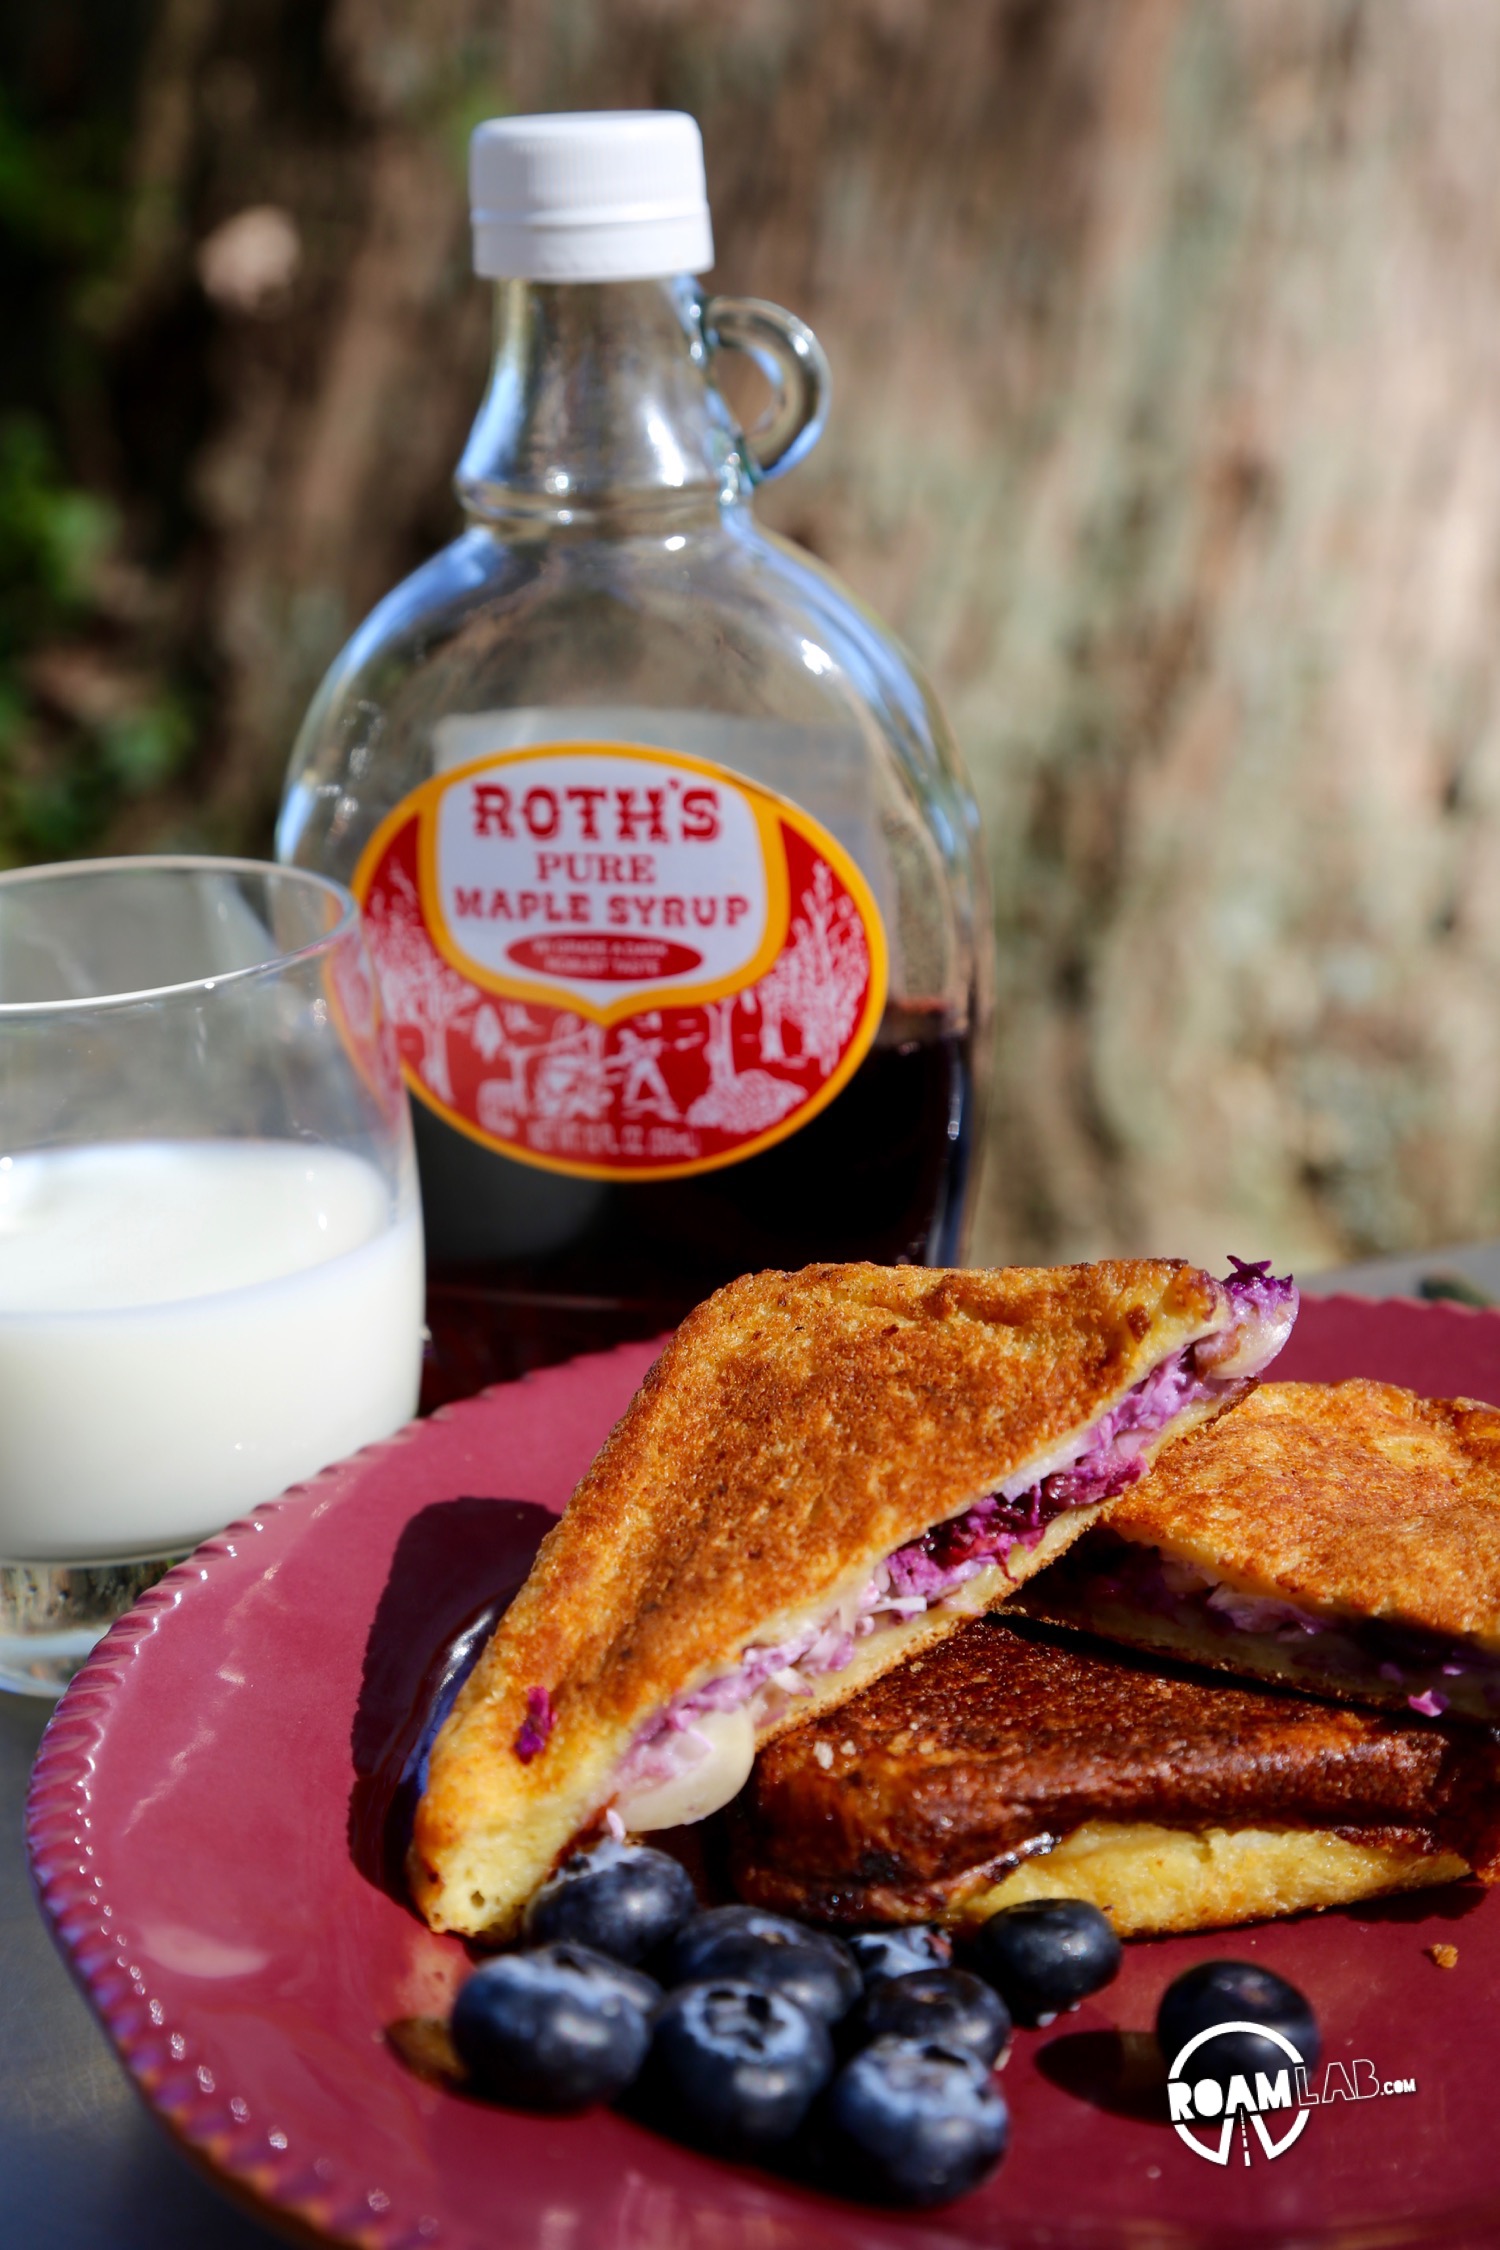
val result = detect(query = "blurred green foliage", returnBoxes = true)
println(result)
[0,417,115,636]
[0,42,197,869]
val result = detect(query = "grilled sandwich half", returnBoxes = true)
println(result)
[411,1256,1296,1937]
[729,1614,1500,1936]
[1015,1378,1500,1725]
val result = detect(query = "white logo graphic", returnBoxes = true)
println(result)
[1167,2022,1418,2167]
[1168,2022,1311,2166]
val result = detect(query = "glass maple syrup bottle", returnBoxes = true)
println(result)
[278,112,991,1406]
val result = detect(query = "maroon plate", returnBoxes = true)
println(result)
[26,1298,1500,2249]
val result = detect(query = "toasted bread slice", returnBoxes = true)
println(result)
[1016,1379,1500,1723]
[411,1257,1295,1936]
[728,1615,1500,1935]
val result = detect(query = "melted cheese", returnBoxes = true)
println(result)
[615,1705,757,1831]
[954,1820,1468,1937]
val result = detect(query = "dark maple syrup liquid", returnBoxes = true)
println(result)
[416,1007,974,1407]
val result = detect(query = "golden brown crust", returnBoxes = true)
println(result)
[1091,1378,1500,1641]
[412,1257,1229,1934]
[728,1616,1500,1922]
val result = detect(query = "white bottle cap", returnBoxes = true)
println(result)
[469,112,714,283]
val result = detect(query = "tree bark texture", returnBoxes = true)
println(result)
[14,0,1500,1275]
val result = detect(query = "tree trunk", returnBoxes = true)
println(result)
[15,0,1500,1273]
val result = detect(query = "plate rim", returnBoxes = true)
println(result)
[25,1389,491,2250]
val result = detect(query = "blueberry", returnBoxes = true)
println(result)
[643,1979,834,2156]
[451,1943,659,2110]
[1156,1961,1321,2091]
[525,1839,697,1965]
[820,2037,1009,2207]
[848,1926,954,1987]
[969,1899,1122,2025]
[660,1905,861,2024]
[853,1969,1011,2068]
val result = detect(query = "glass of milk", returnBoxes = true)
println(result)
[0,856,424,1694]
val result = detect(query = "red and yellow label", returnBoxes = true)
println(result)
[352,744,888,1180]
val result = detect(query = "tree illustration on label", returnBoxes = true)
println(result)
[753,862,871,1073]
[363,861,479,1108]
[352,749,888,1180]
[685,1001,805,1134]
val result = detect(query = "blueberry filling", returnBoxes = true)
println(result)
[1080,1535,1500,1717]
[514,1685,555,1762]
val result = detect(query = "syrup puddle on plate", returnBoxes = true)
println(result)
[348,1495,554,1901]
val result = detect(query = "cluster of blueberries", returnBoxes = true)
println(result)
[447,1839,1124,2207]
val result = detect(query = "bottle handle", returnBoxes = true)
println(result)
[704,296,830,482]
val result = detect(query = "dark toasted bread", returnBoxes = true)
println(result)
[729,1615,1500,1934]
[1016,1379,1500,1721]
[412,1258,1290,1937]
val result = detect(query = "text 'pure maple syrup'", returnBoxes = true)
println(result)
[277,112,991,1404]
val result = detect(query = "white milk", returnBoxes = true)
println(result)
[0,1141,424,1560]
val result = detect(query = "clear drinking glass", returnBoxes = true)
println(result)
[0,856,424,1694]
